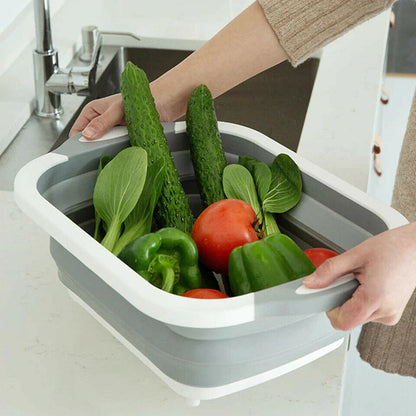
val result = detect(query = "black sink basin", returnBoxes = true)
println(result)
[53,46,318,151]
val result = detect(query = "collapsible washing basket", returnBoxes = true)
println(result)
[14,122,407,404]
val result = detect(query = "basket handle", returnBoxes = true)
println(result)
[54,123,175,158]
[253,274,359,317]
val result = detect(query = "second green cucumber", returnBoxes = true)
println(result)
[186,85,227,208]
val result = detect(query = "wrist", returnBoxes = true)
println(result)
[150,77,188,122]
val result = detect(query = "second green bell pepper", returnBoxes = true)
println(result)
[228,233,316,296]
[118,227,202,295]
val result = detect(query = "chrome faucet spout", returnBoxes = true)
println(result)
[32,1,103,117]
[33,0,62,117]
[33,0,53,53]
[32,3,139,118]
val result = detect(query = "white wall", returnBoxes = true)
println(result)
[0,0,252,79]
[0,0,31,34]
[0,0,67,78]
[0,0,253,38]
[229,0,253,17]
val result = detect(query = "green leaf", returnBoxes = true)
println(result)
[239,156,272,203]
[93,147,148,252]
[112,159,165,256]
[223,164,262,216]
[253,162,272,202]
[124,158,164,230]
[94,156,113,242]
[262,154,302,214]
[238,156,258,172]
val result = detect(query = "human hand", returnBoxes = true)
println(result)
[68,93,125,140]
[68,84,173,140]
[303,223,416,331]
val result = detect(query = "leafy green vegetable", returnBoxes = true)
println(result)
[254,163,272,203]
[222,164,262,218]
[112,159,165,256]
[94,155,113,242]
[93,147,148,253]
[239,156,271,202]
[225,153,303,237]
[262,154,302,214]
[263,212,280,236]
[238,156,258,174]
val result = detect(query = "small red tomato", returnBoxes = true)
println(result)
[192,199,260,274]
[304,248,338,268]
[182,289,229,299]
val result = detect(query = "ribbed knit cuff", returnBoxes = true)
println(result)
[258,0,394,67]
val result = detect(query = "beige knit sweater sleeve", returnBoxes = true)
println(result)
[258,0,395,66]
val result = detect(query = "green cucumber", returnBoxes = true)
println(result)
[121,61,194,233]
[186,84,227,208]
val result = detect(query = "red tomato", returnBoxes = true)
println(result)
[192,199,260,274]
[182,289,229,299]
[304,248,338,268]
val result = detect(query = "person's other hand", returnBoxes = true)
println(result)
[303,223,416,331]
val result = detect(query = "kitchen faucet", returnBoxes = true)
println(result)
[33,0,102,117]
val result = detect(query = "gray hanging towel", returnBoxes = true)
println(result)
[357,90,416,377]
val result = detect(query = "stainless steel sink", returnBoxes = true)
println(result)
[0,44,318,190]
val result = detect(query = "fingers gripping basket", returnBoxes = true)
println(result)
[14,122,407,403]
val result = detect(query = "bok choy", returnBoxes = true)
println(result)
[222,153,302,237]
[92,146,165,255]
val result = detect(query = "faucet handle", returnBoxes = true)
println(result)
[80,25,100,62]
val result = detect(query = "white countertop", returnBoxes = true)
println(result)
[0,0,392,413]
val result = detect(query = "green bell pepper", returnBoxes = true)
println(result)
[118,227,202,295]
[228,233,316,296]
